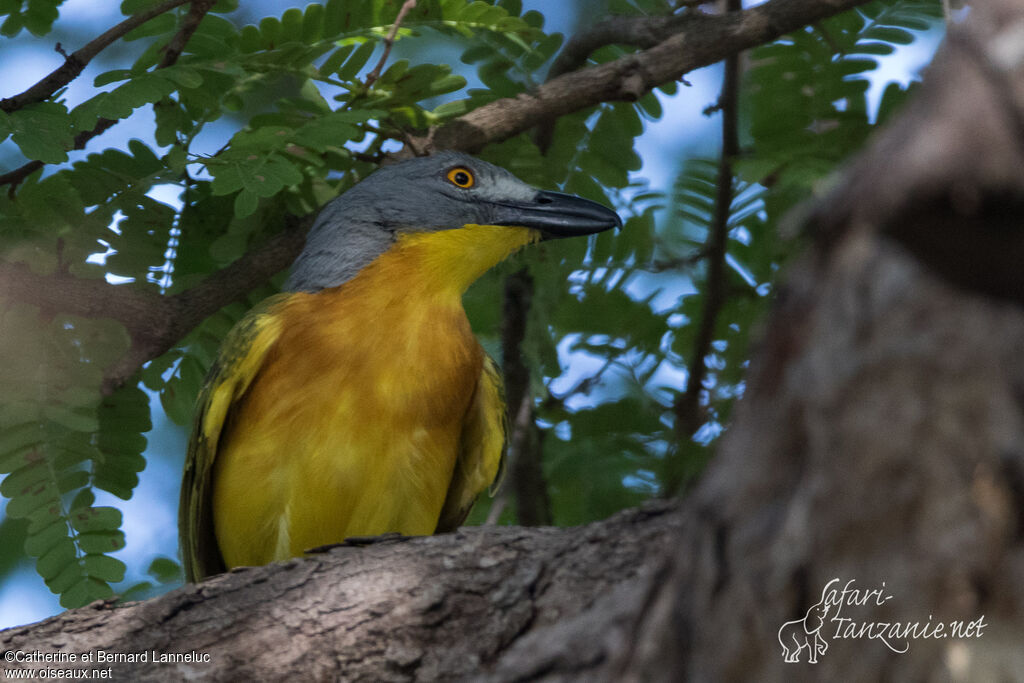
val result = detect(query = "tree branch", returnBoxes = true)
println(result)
[157,0,216,69]
[668,0,742,489]
[533,10,695,151]
[545,12,692,85]
[363,0,417,88]
[500,267,552,526]
[0,502,682,681]
[0,117,120,189]
[414,0,874,154]
[0,217,309,393]
[0,0,190,114]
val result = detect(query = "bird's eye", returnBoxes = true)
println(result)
[446,167,475,189]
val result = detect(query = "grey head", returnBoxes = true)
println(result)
[285,151,621,292]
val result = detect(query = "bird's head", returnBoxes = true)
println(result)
[285,151,622,292]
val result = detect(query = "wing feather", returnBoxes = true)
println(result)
[436,354,507,532]
[179,296,286,582]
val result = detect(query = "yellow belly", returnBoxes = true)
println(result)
[211,281,482,568]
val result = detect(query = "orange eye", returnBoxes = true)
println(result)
[446,167,475,189]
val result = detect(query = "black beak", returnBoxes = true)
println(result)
[489,190,622,239]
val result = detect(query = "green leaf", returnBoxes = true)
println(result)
[42,405,98,433]
[123,12,175,41]
[0,460,47,499]
[320,44,355,76]
[5,480,59,518]
[76,530,125,554]
[93,69,133,87]
[147,556,182,584]
[161,65,204,89]
[0,423,43,470]
[23,519,68,557]
[35,536,75,579]
[21,0,59,36]
[234,189,258,218]
[8,102,73,163]
[69,487,95,512]
[69,506,122,533]
[45,561,84,596]
[96,73,177,120]
[82,554,126,583]
[60,577,113,608]
[337,40,376,81]
[121,0,166,13]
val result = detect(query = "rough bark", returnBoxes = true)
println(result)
[0,504,681,681]
[4,2,1024,681]
[613,1,1024,679]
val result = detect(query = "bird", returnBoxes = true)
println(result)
[179,151,622,581]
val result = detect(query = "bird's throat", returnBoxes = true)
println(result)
[378,224,541,297]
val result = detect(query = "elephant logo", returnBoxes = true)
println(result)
[778,594,831,663]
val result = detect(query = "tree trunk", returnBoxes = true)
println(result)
[4,2,1024,681]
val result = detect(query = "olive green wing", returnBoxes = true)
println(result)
[179,296,287,582]
[436,354,507,532]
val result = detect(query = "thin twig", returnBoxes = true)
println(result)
[158,0,216,68]
[672,0,709,10]
[668,0,743,491]
[483,491,508,525]
[0,0,190,114]
[363,0,417,88]
[498,266,553,526]
[649,248,711,272]
[547,356,618,406]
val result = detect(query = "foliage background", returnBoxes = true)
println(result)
[0,0,942,628]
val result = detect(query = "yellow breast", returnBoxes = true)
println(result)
[211,225,537,567]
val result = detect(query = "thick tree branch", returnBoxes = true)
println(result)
[0,503,682,681]
[414,0,873,154]
[0,0,190,114]
[102,219,308,391]
[533,9,698,151]
[0,218,309,392]
[546,12,692,84]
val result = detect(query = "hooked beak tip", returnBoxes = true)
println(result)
[491,190,623,239]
